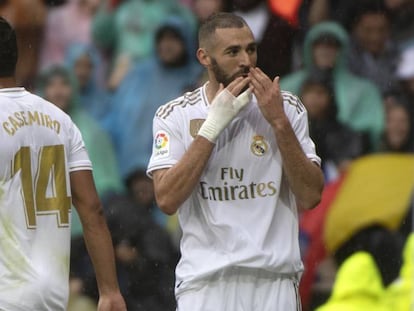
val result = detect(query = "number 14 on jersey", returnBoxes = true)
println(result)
[12,145,71,229]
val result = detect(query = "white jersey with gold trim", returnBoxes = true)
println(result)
[147,83,320,295]
[0,88,92,311]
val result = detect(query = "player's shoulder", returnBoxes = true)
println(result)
[32,93,73,122]
[155,87,203,120]
[280,90,306,115]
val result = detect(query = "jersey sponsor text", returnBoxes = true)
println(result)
[200,167,277,201]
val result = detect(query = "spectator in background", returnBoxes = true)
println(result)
[317,225,403,311]
[384,0,414,49]
[105,195,178,311]
[346,0,398,95]
[300,75,370,181]
[334,226,403,289]
[92,0,196,89]
[125,170,166,228]
[232,0,298,78]
[125,170,182,250]
[316,252,389,311]
[381,97,413,152]
[105,17,203,180]
[40,0,101,70]
[281,22,384,149]
[192,0,230,24]
[65,43,110,124]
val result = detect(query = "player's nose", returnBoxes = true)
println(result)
[239,51,252,67]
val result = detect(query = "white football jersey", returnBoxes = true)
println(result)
[147,84,320,295]
[0,88,92,311]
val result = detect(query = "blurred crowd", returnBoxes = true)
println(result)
[1,0,413,310]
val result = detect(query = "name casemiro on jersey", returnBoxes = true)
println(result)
[2,110,61,136]
[200,167,277,201]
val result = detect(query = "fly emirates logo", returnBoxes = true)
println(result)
[200,167,277,201]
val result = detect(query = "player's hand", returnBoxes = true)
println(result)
[97,291,127,311]
[249,67,286,127]
[198,77,252,143]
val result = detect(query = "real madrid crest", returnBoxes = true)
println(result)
[250,135,268,156]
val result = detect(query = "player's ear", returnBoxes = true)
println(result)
[197,48,211,67]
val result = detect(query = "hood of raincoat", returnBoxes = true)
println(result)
[154,15,197,65]
[36,65,81,115]
[65,43,102,93]
[331,252,384,300]
[64,43,109,121]
[302,21,349,74]
[317,252,388,311]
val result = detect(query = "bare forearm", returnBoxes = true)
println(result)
[154,136,215,215]
[273,117,324,209]
[81,210,119,295]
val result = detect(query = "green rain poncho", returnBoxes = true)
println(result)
[281,22,384,150]
[92,0,196,61]
[37,66,123,236]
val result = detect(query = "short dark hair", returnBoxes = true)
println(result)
[198,12,248,48]
[0,17,18,77]
[347,0,391,30]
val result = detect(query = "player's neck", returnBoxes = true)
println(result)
[0,77,17,89]
[205,80,220,105]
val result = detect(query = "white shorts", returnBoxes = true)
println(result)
[176,267,302,311]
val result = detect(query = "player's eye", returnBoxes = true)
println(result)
[247,45,257,54]
[227,48,239,56]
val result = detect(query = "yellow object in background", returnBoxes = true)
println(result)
[324,154,414,253]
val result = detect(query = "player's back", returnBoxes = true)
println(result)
[0,87,86,311]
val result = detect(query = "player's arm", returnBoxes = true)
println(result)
[249,67,324,210]
[153,77,251,215]
[152,136,214,215]
[70,170,126,311]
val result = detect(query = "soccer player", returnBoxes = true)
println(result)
[0,17,126,311]
[147,13,324,310]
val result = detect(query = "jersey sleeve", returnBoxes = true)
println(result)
[68,121,92,172]
[146,113,186,178]
[286,94,321,166]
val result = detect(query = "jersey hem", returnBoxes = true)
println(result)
[307,154,321,166]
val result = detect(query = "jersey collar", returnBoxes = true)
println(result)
[0,87,27,97]
[0,87,26,92]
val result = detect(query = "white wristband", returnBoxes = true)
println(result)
[198,89,251,142]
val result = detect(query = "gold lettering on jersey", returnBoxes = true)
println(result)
[189,119,205,138]
[200,167,277,201]
[2,111,61,136]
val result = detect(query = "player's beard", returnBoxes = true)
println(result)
[210,57,250,90]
